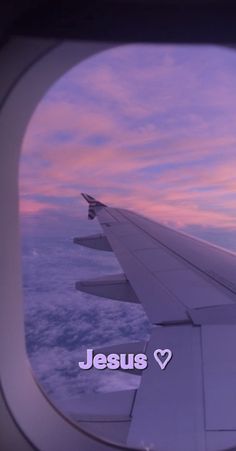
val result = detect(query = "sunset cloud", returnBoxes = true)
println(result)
[20,44,236,236]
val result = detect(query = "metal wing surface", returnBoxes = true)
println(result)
[75,194,236,451]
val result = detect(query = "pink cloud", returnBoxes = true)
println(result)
[20,199,60,214]
[20,134,236,228]
[19,44,236,231]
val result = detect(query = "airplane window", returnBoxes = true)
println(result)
[19,43,236,448]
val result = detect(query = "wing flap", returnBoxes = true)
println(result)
[73,234,112,251]
[67,390,136,421]
[201,325,236,430]
[76,273,139,303]
[127,325,206,451]
[189,304,236,325]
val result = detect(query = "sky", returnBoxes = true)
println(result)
[18,43,236,425]
[19,43,236,249]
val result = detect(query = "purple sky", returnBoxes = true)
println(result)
[20,44,236,413]
[20,44,236,247]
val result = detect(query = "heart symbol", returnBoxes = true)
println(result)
[153,349,172,370]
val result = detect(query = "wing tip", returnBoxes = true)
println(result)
[81,192,107,207]
[81,193,95,203]
[81,193,107,220]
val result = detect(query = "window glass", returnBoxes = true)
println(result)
[20,44,236,444]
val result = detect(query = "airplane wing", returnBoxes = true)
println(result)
[74,193,236,451]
